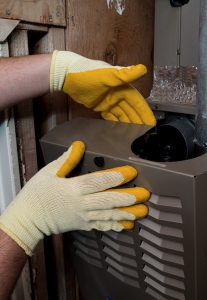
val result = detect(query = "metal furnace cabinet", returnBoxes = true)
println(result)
[40,118,207,300]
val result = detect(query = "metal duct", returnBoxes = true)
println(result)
[195,0,207,149]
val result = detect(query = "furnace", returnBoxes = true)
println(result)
[41,117,207,300]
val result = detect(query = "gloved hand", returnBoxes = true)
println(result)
[50,50,156,125]
[0,141,150,256]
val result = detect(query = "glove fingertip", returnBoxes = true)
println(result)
[119,203,149,219]
[127,64,147,81]
[119,220,134,230]
[101,111,119,122]
[120,165,138,184]
[108,165,138,184]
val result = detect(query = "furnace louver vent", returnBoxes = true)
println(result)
[101,235,136,256]
[73,240,101,259]
[139,218,183,238]
[146,287,169,300]
[144,265,185,290]
[139,228,184,252]
[142,253,184,278]
[103,246,137,267]
[107,267,140,288]
[72,232,99,248]
[101,232,140,288]
[139,195,185,299]
[72,231,102,268]
[145,276,185,300]
[106,257,139,278]
[104,230,134,244]
[75,250,102,268]
[140,241,184,265]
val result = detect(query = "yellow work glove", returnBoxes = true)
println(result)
[0,141,150,256]
[50,50,156,125]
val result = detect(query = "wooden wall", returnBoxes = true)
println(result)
[0,1,155,299]
[0,0,66,25]
[66,0,155,119]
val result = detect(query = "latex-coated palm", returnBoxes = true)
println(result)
[50,51,156,125]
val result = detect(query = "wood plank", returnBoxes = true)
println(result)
[17,23,48,33]
[0,38,31,300]
[9,28,48,300]
[0,18,19,42]
[31,27,68,300]
[65,0,155,119]
[0,0,66,26]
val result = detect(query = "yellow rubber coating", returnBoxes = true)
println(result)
[101,111,119,122]
[118,204,149,230]
[56,141,85,178]
[110,106,131,123]
[63,65,147,109]
[96,166,138,185]
[119,220,134,230]
[119,204,148,217]
[107,187,150,203]
[119,101,143,124]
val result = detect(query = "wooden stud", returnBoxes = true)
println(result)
[0,0,66,26]
[32,26,68,300]
[0,18,19,42]
[9,28,48,300]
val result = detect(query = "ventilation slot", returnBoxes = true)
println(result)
[146,287,171,300]
[104,231,134,244]
[139,228,184,252]
[106,257,138,279]
[139,219,183,238]
[145,276,185,300]
[144,265,185,290]
[107,267,140,288]
[142,253,184,278]
[73,240,100,259]
[72,232,99,248]
[102,235,136,256]
[150,195,182,208]
[72,231,102,268]
[148,207,183,224]
[102,232,139,288]
[76,250,102,268]
[141,241,184,265]
[103,246,137,267]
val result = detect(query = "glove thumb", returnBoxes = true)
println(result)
[54,141,85,177]
[115,64,147,85]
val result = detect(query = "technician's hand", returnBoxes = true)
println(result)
[50,51,156,125]
[0,141,150,256]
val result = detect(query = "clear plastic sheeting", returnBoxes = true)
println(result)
[148,66,197,106]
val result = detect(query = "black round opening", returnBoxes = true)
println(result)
[131,120,195,162]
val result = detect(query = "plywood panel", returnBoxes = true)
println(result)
[0,0,66,26]
[65,0,155,119]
